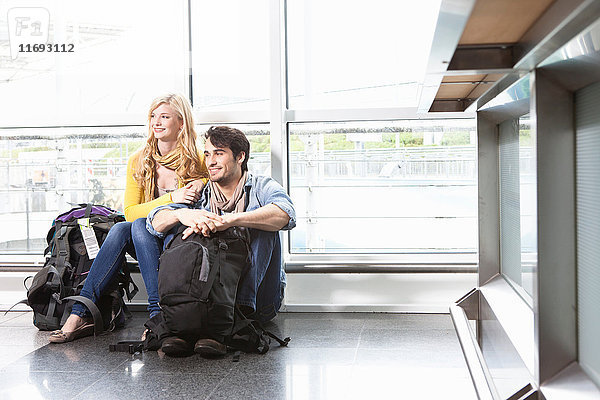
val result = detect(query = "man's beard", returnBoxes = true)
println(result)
[210,171,231,184]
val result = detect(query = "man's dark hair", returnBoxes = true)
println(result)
[205,126,250,172]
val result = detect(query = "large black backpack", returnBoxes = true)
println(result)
[19,204,137,334]
[155,225,289,353]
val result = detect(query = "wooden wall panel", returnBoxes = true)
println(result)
[459,0,555,45]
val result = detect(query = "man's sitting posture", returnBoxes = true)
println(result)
[147,126,295,356]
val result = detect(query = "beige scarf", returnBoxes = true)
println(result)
[209,171,248,214]
[144,148,199,202]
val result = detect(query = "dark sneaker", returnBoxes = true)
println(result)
[194,338,227,357]
[161,336,193,357]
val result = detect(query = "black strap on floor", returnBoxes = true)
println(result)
[109,340,144,354]
[265,330,291,347]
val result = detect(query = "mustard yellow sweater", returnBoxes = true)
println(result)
[123,151,208,221]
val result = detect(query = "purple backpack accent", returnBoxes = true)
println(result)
[55,204,119,223]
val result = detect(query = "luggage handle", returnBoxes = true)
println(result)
[23,275,33,291]
[84,203,93,219]
[3,299,29,315]
[164,225,212,251]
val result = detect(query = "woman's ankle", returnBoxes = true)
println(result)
[62,314,85,331]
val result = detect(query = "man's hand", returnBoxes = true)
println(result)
[175,203,291,239]
[177,209,224,239]
[213,213,235,232]
[181,213,237,239]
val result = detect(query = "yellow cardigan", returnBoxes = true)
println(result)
[123,151,208,221]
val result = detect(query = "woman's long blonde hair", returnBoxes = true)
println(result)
[133,94,206,200]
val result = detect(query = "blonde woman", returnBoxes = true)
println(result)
[50,94,208,343]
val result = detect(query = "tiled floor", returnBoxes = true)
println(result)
[0,312,477,400]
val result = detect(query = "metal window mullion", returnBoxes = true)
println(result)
[185,0,193,103]
[269,0,290,263]
[269,0,287,187]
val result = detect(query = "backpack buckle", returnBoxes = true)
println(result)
[51,292,62,304]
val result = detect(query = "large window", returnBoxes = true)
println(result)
[0,127,144,254]
[0,0,188,126]
[289,119,477,253]
[0,1,478,265]
[287,0,441,109]
[498,113,536,300]
[0,124,269,254]
[576,81,600,387]
[190,1,270,112]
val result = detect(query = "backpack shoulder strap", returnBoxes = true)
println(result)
[43,264,65,321]
[227,307,290,354]
[144,313,171,339]
[54,224,75,272]
[200,238,221,301]
[194,237,222,327]
[120,264,139,301]
[142,313,172,351]
[62,295,104,336]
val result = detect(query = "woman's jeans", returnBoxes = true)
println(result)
[70,218,162,319]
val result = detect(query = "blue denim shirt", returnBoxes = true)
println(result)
[146,173,296,322]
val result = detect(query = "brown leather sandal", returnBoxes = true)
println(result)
[48,322,94,344]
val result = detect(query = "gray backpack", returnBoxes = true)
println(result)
[157,226,289,353]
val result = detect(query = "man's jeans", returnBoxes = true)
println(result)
[70,218,162,318]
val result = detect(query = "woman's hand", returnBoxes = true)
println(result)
[170,182,201,204]
[187,179,205,193]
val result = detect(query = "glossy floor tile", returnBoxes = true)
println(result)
[0,311,477,400]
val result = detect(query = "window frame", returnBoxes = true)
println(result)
[0,0,478,273]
